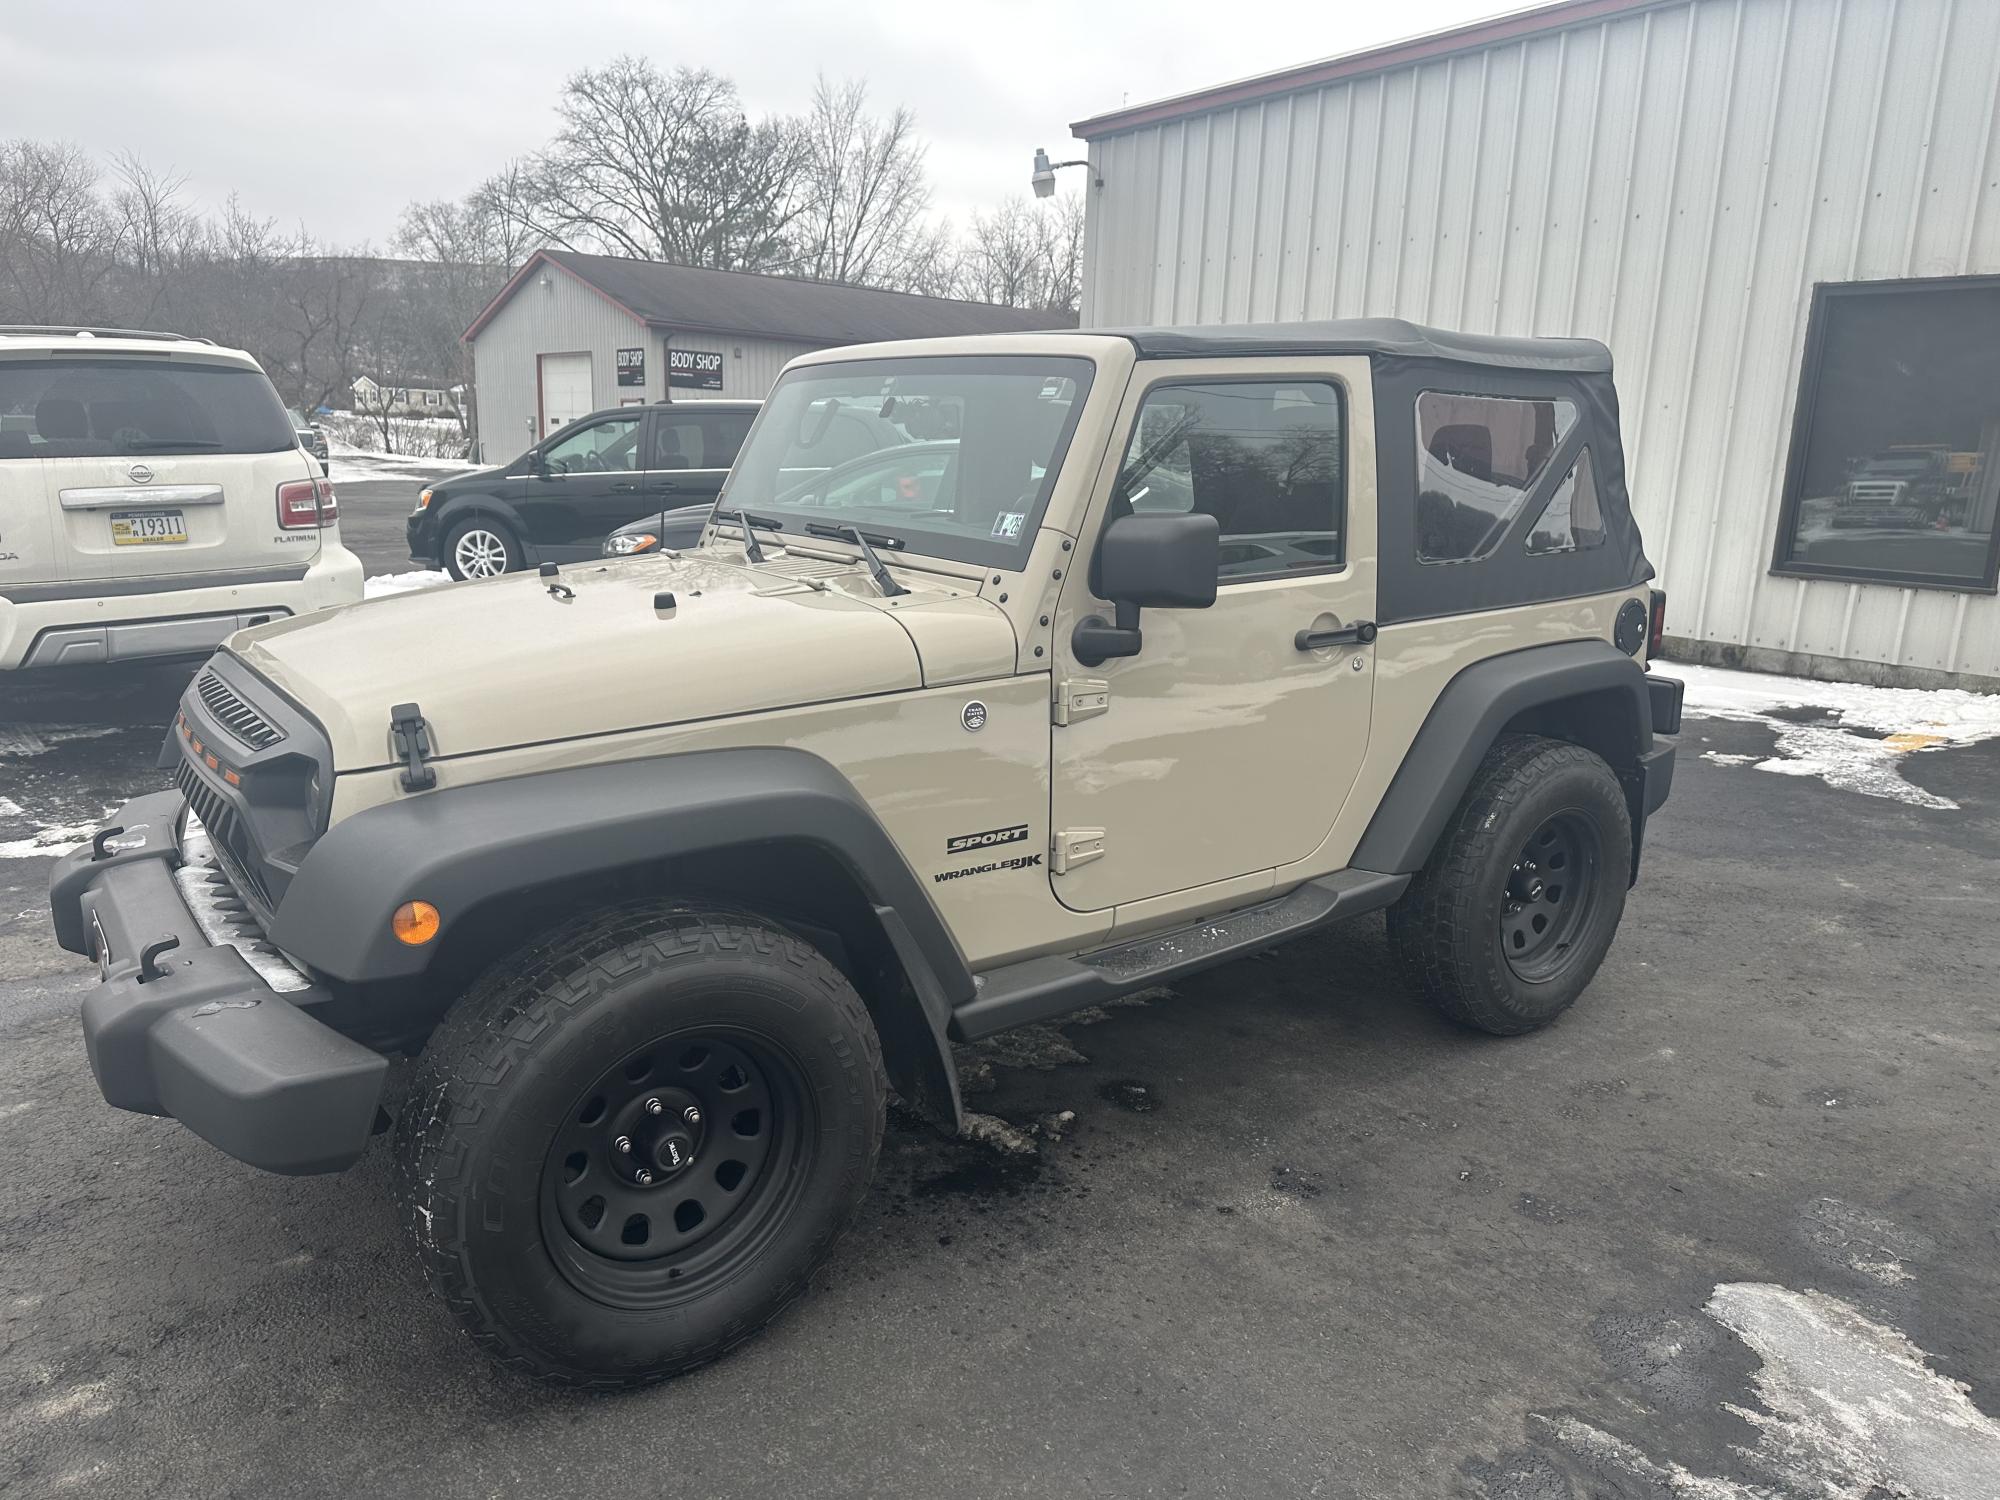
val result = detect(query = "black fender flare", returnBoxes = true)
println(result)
[273,747,972,1125]
[1352,639,1654,876]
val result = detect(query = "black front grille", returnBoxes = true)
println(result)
[196,669,284,752]
[174,760,272,909]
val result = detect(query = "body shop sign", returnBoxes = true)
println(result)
[616,347,646,387]
[668,347,724,390]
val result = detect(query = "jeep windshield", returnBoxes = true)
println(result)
[716,355,1094,569]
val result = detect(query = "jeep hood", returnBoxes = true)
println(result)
[230,552,1015,770]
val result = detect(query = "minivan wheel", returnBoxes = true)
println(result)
[1387,734,1631,1036]
[393,904,886,1388]
[444,518,519,579]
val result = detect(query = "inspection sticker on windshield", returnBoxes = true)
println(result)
[990,511,1025,540]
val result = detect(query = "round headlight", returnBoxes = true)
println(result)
[603,533,658,556]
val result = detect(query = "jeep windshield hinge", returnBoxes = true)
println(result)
[1053,678,1110,726]
[389,702,437,793]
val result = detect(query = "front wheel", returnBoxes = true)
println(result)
[1387,734,1631,1036]
[393,905,886,1388]
[443,516,521,580]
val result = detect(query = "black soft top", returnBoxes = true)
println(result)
[1106,318,1612,375]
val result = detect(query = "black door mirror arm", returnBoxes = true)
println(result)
[1071,600,1143,668]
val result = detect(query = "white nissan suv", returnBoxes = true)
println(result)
[0,327,363,670]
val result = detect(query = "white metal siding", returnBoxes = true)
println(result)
[468,270,651,462]
[655,330,826,400]
[1080,0,2000,682]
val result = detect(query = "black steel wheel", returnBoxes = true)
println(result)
[541,1029,812,1309]
[1499,811,1605,984]
[393,904,886,1388]
[1388,734,1631,1035]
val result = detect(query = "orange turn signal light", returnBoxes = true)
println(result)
[391,900,441,946]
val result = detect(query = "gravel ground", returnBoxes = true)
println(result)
[1,679,1996,1497]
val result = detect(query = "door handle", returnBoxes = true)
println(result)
[1295,620,1377,651]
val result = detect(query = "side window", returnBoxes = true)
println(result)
[1526,448,1606,555]
[1415,392,1578,562]
[546,416,641,474]
[1113,381,1344,581]
[706,413,753,469]
[652,418,706,470]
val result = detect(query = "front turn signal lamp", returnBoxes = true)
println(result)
[603,532,658,556]
[416,488,433,510]
[392,900,441,945]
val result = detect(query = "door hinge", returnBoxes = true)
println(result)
[1053,677,1110,726]
[1052,828,1106,874]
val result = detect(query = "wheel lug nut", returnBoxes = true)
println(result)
[644,1097,664,1116]
[635,1168,653,1185]
[683,1105,701,1126]
[614,1135,632,1154]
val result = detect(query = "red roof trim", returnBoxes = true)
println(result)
[460,249,650,344]
[1070,0,1672,140]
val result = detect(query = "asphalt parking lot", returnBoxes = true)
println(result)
[3,556,1999,1495]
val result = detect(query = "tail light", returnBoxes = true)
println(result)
[277,476,339,529]
[1648,589,1667,657]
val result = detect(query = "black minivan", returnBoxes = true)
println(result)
[407,400,758,579]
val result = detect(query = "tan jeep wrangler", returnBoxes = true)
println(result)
[51,320,1681,1387]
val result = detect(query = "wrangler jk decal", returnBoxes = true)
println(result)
[934,853,1043,883]
[945,823,1030,856]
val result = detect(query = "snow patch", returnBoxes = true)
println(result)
[0,822,102,860]
[364,570,450,599]
[0,725,119,758]
[1544,1282,2000,1498]
[959,1111,1037,1157]
[25,1381,114,1423]
[0,796,22,817]
[1678,661,2000,809]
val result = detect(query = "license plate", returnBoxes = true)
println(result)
[110,510,188,545]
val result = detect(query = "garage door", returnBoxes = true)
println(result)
[540,353,594,437]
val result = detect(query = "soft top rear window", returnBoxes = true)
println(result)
[0,358,296,460]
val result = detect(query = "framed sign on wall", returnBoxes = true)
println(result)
[616,347,646,387]
[668,347,724,391]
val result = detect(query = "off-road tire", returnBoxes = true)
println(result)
[392,903,886,1389]
[1387,734,1631,1036]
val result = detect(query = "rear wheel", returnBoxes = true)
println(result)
[443,517,520,579]
[393,904,886,1388]
[1387,734,1631,1035]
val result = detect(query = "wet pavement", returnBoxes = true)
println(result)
[2,664,1999,1496]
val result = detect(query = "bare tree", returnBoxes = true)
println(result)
[395,193,535,433]
[957,194,1085,312]
[107,151,203,324]
[489,59,807,271]
[789,76,932,286]
[0,139,118,324]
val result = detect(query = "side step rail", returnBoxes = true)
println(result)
[949,869,1409,1041]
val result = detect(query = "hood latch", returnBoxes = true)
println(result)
[390,702,436,793]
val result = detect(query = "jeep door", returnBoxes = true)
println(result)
[513,411,650,558]
[1048,359,1378,913]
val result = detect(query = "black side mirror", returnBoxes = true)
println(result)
[1072,511,1218,667]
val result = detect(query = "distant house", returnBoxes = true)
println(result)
[351,375,456,413]
[461,249,1077,460]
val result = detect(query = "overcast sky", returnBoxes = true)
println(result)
[4,0,1513,248]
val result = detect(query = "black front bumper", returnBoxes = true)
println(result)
[48,789,388,1175]
[405,510,438,568]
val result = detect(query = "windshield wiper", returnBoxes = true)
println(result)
[715,508,778,563]
[805,522,909,598]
